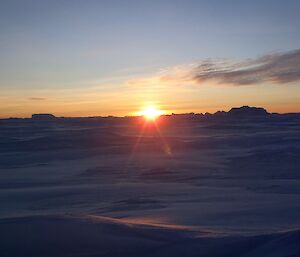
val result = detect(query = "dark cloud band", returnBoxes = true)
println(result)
[29,97,46,101]
[194,49,300,85]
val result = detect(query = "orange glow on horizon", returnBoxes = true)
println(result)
[139,106,164,121]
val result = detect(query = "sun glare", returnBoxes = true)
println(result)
[141,106,163,120]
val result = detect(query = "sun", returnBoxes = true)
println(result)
[141,106,164,120]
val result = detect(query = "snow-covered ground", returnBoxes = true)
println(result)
[0,115,299,256]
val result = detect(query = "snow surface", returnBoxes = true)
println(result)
[0,115,299,256]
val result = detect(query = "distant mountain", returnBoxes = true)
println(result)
[210,106,269,119]
[227,106,269,117]
[32,114,56,120]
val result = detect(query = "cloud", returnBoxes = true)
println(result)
[194,49,300,85]
[126,64,196,89]
[123,49,300,89]
[28,97,46,101]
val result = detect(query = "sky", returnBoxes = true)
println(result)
[1,0,300,118]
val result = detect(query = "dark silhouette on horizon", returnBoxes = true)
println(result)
[3,106,300,121]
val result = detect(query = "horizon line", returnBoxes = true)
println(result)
[2,106,300,120]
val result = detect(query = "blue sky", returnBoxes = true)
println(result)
[1,0,300,117]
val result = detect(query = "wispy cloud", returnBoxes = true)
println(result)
[28,97,46,101]
[194,49,300,86]
[126,64,196,89]
[125,49,300,89]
